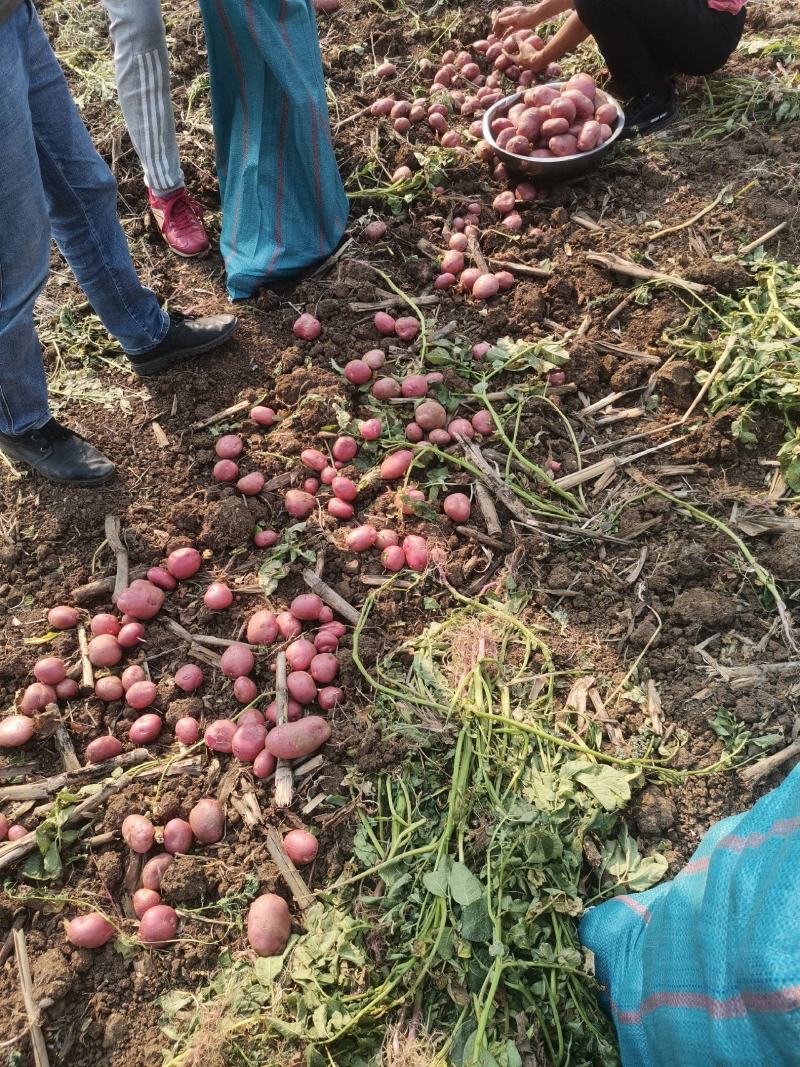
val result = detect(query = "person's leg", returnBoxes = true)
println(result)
[100,0,183,197]
[100,0,209,257]
[0,5,55,436]
[25,5,170,355]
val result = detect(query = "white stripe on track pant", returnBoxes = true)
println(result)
[100,0,184,196]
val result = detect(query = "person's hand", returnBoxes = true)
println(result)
[503,31,549,72]
[492,4,540,37]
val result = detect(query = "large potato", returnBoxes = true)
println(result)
[247,893,291,956]
[264,717,331,760]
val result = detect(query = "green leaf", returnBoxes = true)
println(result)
[422,858,451,898]
[21,852,45,880]
[449,862,483,906]
[602,827,668,892]
[572,763,632,812]
[461,899,493,943]
[255,954,287,985]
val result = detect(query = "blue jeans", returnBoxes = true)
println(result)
[0,1,169,435]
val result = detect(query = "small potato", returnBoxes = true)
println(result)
[550,96,577,124]
[233,676,258,704]
[142,853,174,891]
[126,680,158,710]
[318,685,345,710]
[380,450,414,480]
[265,717,332,760]
[562,89,594,120]
[220,643,255,678]
[88,635,122,668]
[133,888,161,918]
[283,829,319,866]
[117,579,165,621]
[577,120,602,153]
[0,715,35,748]
[85,735,123,764]
[246,609,279,645]
[204,719,237,753]
[122,814,155,854]
[118,622,145,648]
[163,818,193,855]
[595,102,618,127]
[403,534,429,571]
[129,714,162,745]
[95,675,124,703]
[290,593,324,621]
[328,499,354,520]
[231,722,267,763]
[541,116,569,138]
[174,663,204,692]
[443,493,471,522]
[253,748,277,779]
[287,671,317,706]
[189,798,225,844]
[66,913,116,949]
[310,653,338,684]
[548,134,579,157]
[139,904,178,946]
[414,400,447,432]
[286,639,316,671]
[34,656,66,685]
[276,611,302,641]
[175,717,200,744]
[247,893,291,956]
[48,605,79,630]
[167,547,202,580]
[346,526,378,553]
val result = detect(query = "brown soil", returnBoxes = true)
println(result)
[2,0,800,1062]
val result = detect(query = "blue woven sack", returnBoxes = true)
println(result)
[197,0,349,299]
[580,765,800,1066]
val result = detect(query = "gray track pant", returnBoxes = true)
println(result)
[100,0,184,196]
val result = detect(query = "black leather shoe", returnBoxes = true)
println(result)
[0,419,115,486]
[129,311,238,376]
[621,82,677,138]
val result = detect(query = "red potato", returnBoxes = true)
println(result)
[393,117,411,135]
[364,219,388,241]
[359,418,381,441]
[95,676,124,703]
[440,130,462,149]
[20,682,56,714]
[441,249,465,275]
[126,680,158,710]
[175,717,200,744]
[318,686,344,710]
[405,422,424,443]
[399,488,425,516]
[142,853,174,891]
[86,735,123,763]
[501,212,523,233]
[328,498,354,520]
[319,620,346,637]
[240,708,265,726]
[473,274,500,301]
[541,116,569,138]
[448,418,474,439]
[549,134,579,157]
[129,714,162,744]
[401,375,428,399]
[0,715,35,748]
[395,316,420,341]
[247,893,291,957]
[287,671,317,705]
[390,99,411,119]
[595,102,618,126]
[314,630,338,653]
[577,120,601,152]
[332,436,358,462]
[528,85,559,107]
[471,410,494,435]
[133,889,161,918]
[48,605,79,630]
[264,699,303,725]
[372,377,401,400]
[233,676,258,703]
[88,635,122,668]
[232,722,267,762]
[370,96,395,115]
[428,112,447,134]
[375,529,399,550]
[215,434,243,460]
[90,614,120,637]
[460,268,482,292]
[276,611,303,641]
[118,622,145,648]
[380,450,414,480]
[162,818,193,855]
[139,904,178,947]
[213,459,239,482]
[403,534,429,571]
[286,639,317,671]
[293,313,321,340]
[495,128,517,150]
[265,716,332,760]
[566,71,596,99]
[599,122,614,142]
[550,96,577,124]
[301,448,328,472]
[167,547,202,581]
[205,720,237,752]
[254,529,279,548]
[283,829,319,865]
[495,271,515,291]
[344,359,372,385]
[253,748,277,778]
[7,825,27,841]
[443,493,471,521]
[391,165,412,182]
[374,311,396,336]
[310,653,338,684]
[175,663,204,692]
[363,349,386,370]
[449,232,468,252]
[238,472,265,496]
[290,593,324,621]
[122,814,155,854]
[66,914,116,949]
[473,341,491,360]
[414,400,447,432]
[375,61,396,78]
[285,490,316,518]
[189,798,225,844]
[117,581,165,623]
[55,678,79,700]
[562,89,594,120]
[204,582,234,611]
[250,405,275,426]
[382,545,406,571]
[506,136,531,157]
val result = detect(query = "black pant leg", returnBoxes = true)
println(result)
[575,0,667,97]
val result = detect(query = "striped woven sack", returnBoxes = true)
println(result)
[580,764,800,1066]
[197,0,349,299]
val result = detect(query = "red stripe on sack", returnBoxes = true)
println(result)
[277,0,295,58]
[265,94,290,277]
[244,0,257,41]
[719,815,800,854]
[675,856,710,879]
[611,985,800,1026]
[617,896,652,924]
[214,0,250,259]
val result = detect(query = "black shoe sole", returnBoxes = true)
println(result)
[620,107,677,140]
[130,319,239,377]
[0,446,116,486]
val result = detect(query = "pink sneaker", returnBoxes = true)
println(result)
[147,187,210,258]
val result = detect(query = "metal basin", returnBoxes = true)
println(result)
[482,83,626,182]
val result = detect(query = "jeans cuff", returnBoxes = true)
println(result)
[122,309,171,356]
